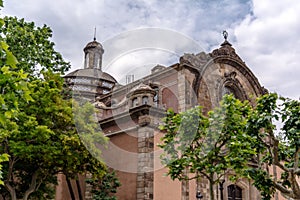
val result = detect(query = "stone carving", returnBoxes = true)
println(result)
[209,40,244,63]
[224,71,237,79]
[180,52,211,68]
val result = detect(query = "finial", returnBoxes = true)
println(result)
[93,27,97,41]
[220,30,232,47]
[222,30,228,40]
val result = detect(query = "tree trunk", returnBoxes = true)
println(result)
[9,191,17,200]
[5,182,17,200]
[209,173,215,200]
[66,176,76,200]
[76,176,83,200]
[22,170,38,200]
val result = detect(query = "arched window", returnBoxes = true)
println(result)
[142,96,149,105]
[222,86,236,97]
[132,97,138,107]
[227,184,242,200]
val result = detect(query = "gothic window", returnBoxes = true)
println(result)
[227,184,242,200]
[142,96,149,105]
[132,97,138,107]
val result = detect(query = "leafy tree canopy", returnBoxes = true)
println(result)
[86,170,121,200]
[0,16,70,75]
[159,94,299,200]
[0,12,114,200]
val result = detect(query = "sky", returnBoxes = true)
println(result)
[1,0,299,99]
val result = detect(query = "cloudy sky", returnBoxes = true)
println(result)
[1,0,299,99]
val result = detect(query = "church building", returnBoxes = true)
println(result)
[61,32,282,200]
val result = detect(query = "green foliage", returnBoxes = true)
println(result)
[0,154,9,185]
[0,13,30,186]
[0,13,114,200]
[0,70,109,199]
[86,170,121,200]
[159,93,300,200]
[159,95,254,200]
[245,93,300,200]
[0,16,70,75]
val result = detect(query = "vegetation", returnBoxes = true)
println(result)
[0,9,119,200]
[246,93,299,199]
[159,94,299,200]
[86,170,121,200]
[0,16,70,75]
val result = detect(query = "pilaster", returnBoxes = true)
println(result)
[137,117,154,200]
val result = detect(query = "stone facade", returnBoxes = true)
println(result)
[59,35,282,200]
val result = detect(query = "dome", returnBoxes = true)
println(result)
[64,68,117,83]
[83,40,104,52]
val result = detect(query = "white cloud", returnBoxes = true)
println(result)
[4,0,296,98]
[234,0,300,99]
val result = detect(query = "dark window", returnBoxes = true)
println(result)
[142,96,148,105]
[132,97,138,107]
[228,185,242,200]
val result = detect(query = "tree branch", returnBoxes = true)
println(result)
[199,171,210,180]
[4,181,16,200]
[271,138,289,172]
[274,172,300,199]
[289,170,300,199]
[274,182,292,196]
[23,170,39,200]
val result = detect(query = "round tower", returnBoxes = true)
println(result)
[83,38,104,70]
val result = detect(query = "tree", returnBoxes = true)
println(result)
[0,14,113,200]
[245,93,300,200]
[159,94,300,200]
[159,95,256,200]
[0,6,30,186]
[0,71,108,200]
[86,170,121,200]
[0,16,70,75]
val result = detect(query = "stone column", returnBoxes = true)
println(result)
[137,116,154,200]
[178,69,190,200]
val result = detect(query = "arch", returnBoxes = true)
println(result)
[132,97,138,107]
[217,71,248,102]
[162,87,178,112]
[142,96,149,105]
[227,184,243,200]
[196,57,264,102]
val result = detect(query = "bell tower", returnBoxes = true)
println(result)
[83,34,104,70]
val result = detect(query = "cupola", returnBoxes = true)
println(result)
[83,38,104,70]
